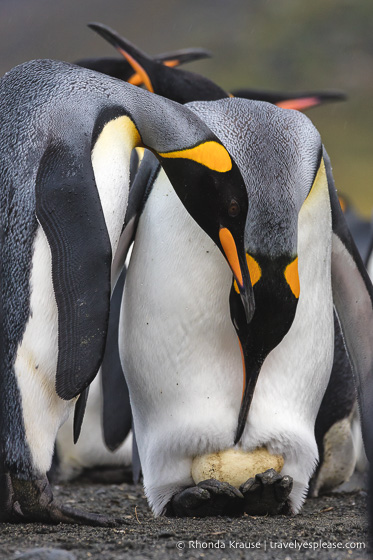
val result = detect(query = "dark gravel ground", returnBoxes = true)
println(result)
[0,481,369,560]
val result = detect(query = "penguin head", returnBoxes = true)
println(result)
[187,97,323,441]
[154,140,254,322]
[88,22,228,103]
[77,23,212,87]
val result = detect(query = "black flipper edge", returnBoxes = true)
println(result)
[36,141,112,400]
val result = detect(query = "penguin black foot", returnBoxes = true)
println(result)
[0,473,121,526]
[240,468,293,515]
[165,479,244,517]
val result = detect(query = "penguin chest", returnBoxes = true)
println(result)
[15,226,59,383]
[14,225,73,473]
[120,170,243,444]
[242,165,334,449]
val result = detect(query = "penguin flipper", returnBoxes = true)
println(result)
[73,387,89,444]
[101,269,131,452]
[324,147,373,462]
[36,142,112,401]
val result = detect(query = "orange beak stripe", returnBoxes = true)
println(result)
[276,97,319,111]
[219,228,243,287]
[118,47,154,93]
[284,257,300,298]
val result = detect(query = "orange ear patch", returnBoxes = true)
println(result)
[233,253,261,294]
[159,141,232,172]
[246,254,261,286]
[284,257,300,298]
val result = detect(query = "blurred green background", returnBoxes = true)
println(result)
[0,0,371,215]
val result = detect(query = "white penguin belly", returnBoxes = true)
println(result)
[120,169,243,513]
[14,226,73,475]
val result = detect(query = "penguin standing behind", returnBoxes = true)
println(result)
[309,197,372,496]
[0,59,253,523]
[118,96,373,517]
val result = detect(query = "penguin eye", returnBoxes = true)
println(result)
[228,199,240,218]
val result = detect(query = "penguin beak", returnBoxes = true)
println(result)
[219,227,255,323]
[237,275,255,325]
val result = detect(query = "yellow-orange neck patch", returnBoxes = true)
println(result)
[284,257,300,298]
[159,141,232,172]
[219,228,243,287]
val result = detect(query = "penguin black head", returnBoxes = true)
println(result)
[187,97,323,442]
[76,42,211,86]
[88,22,228,103]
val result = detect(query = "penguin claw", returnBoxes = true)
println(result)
[240,468,293,515]
[0,473,121,526]
[165,479,244,517]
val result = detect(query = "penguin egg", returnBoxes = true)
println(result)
[191,447,284,488]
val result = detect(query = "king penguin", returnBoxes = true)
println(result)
[118,96,373,517]
[55,37,215,483]
[0,59,253,524]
